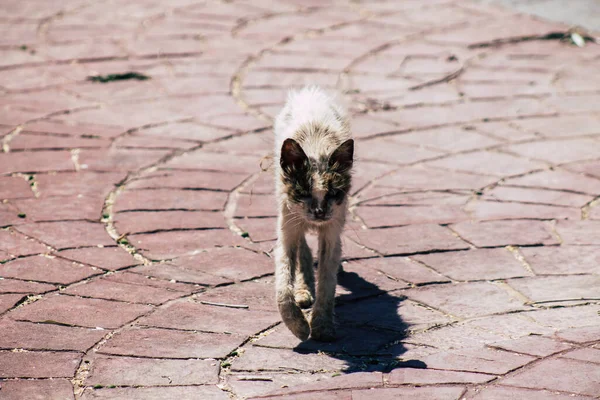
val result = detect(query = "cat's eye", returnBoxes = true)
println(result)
[327,189,343,200]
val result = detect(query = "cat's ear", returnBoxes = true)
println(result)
[280,138,308,172]
[329,139,354,172]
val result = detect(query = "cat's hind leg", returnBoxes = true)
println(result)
[294,236,315,309]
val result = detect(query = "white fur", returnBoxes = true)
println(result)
[274,86,349,159]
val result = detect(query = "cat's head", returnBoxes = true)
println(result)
[279,138,353,223]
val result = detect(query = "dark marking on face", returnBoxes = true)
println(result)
[280,138,353,221]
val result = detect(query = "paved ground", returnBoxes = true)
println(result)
[1,0,599,399]
[479,0,600,32]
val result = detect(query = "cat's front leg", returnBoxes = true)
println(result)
[275,212,310,341]
[294,236,315,309]
[310,227,342,342]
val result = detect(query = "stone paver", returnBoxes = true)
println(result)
[1,0,599,399]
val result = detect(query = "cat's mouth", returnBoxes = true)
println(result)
[307,213,331,223]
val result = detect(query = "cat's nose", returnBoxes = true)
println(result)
[314,207,325,218]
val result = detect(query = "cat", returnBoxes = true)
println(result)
[273,86,353,342]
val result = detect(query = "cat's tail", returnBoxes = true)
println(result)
[276,285,310,341]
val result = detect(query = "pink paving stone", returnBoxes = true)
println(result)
[352,386,466,400]
[170,247,273,282]
[355,204,468,227]
[130,229,247,259]
[114,188,228,212]
[336,259,411,295]
[136,122,234,141]
[129,169,247,191]
[523,305,600,331]
[555,325,600,343]
[425,151,546,177]
[351,114,399,139]
[483,186,594,207]
[0,229,48,257]
[468,313,554,341]
[0,350,81,378]
[232,345,346,373]
[450,220,559,247]
[0,176,34,199]
[466,386,595,400]
[80,386,229,400]
[34,171,126,198]
[165,151,261,174]
[358,139,443,165]
[129,263,231,287]
[422,346,535,375]
[57,246,138,271]
[10,294,152,329]
[0,379,74,400]
[509,275,600,304]
[350,161,396,194]
[228,372,357,399]
[502,170,600,195]
[115,134,197,150]
[500,358,600,396]
[236,217,277,242]
[63,277,184,305]
[406,281,526,319]
[21,120,122,140]
[391,126,501,152]
[138,299,280,335]
[512,115,600,138]
[0,294,24,314]
[0,151,74,174]
[114,210,226,234]
[78,148,170,172]
[10,132,108,151]
[0,319,105,351]
[357,188,470,207]
[407,322,510,351]
[86,355,219,386]
[464,200,579,221]
[555,220,600,245]
[375,166,497,191]
[13,194,104,221]
[240,172,275,195]
[388,367,495,385]
[560,347,600,364]
[506,138,600,165]
[102,271,198,293]
[260,372,383,398]
[15,221,114,249]
[203,131,273,157]
[0,255,99,285]
[413,248,531,281]
[351,224,469,256]
[0,278,55,294]
[566,159,600,179]
[98,327,244,359]
[349,257,449,285]
[194,277,277,312]
[520,245,600,275]
[0,203,25,226]
[488,336,572,357]
[235,193,278,218]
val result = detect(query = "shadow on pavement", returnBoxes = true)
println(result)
[291,267,427,373]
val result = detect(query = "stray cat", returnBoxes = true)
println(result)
[273,86,353,341]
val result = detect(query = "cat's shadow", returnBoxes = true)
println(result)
[291,266,426,373]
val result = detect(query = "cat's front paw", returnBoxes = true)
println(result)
[294,289,314,309]
[310,317,336,342]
